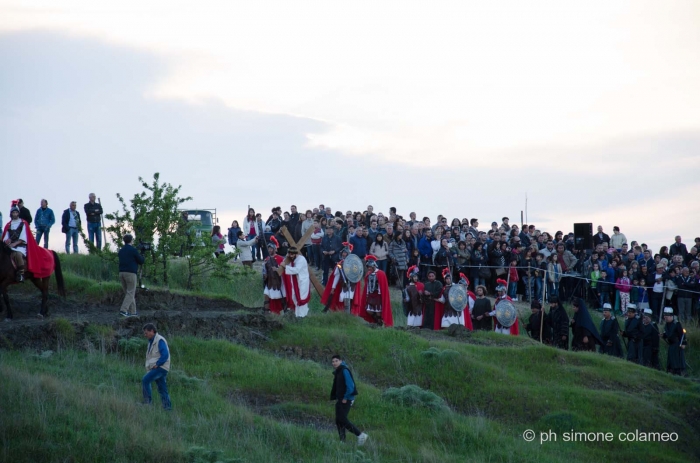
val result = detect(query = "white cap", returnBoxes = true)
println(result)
[663,307,674,314]
[603,303,612,310]
[643,308,652,315]
[627,303,637,309]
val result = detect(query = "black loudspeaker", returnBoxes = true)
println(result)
[573,223,593,250]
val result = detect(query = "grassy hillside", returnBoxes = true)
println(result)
[2,254,700,462]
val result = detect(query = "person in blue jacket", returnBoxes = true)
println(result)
[330,355,368,445]
[34,199,55,249]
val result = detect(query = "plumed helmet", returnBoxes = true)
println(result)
[496,278,507,292]
[365,255,378,268]
[267,235,279,250]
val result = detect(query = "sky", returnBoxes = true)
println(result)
[1,1,699,253]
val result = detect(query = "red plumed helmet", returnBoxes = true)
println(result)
[442,268,451,279]
[365,255,378,262]
[406,265,419,279]
[269,236,279,247]
[496,278,508,286]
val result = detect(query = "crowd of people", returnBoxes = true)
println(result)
[229,204,694,375]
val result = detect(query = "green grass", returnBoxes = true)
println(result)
[4,254,700,462]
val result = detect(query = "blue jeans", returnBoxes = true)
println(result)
[65,228,79,254]
[377,259,387,273]
[473,277,486,290]
[508,282,518,299]
[87,222,102,250]
[312,244,322,269]
[35,227,50,249]
[142,367,172,410]
[534,277,543,302]
[547,281,559,298]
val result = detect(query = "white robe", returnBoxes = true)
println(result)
[3,219,28,256]
[284,254,310,317]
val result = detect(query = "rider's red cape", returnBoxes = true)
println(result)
[357,269,393,327]
[3,220,54,278]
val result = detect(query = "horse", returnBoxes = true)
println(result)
[0,242,66,320]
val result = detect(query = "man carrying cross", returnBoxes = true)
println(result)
[279,246,310,317]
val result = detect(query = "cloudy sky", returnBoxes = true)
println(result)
[1,1,699,252]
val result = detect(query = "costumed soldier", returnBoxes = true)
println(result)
[525,301,551,343]
[405,265,424,328]
[570,298,603,352]
[438,271,473,330]
[263,236,286,314]
[321,242,357,313]
[599,303,623,358]
[486,279,519,335]
[358,255,393,327]
[549,296,569,350]
[471,285,492,331]
[621,305,643,363]
[278,246,310,317]
[640,308,660,369]
[2,204,28,282]
[421,270,443,330]
[662,307,688,376]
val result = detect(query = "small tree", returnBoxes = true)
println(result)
[105,173,191,285]
[181,235,237,290]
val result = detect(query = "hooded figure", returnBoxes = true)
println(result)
[570,298,603,351]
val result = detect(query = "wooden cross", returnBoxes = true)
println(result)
[276,225,325,296]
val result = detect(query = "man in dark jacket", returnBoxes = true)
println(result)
[669,236,688,259]
[61,201,81,254]
[593,226,610,247]
[599,304,623,357]
[640,308,660,369]
[321,226,343,285]
[330,355,367,445]
[84,193,104,250]
[17,198,32,225]
[549,296,569,350]
[525,301,551,343]
[118,234,145,317]
[622,305,643,363]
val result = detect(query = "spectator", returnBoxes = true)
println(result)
[388,232,409,285]
[236,230,257,269]
[593,226,610,247]
[615,268,632,313]
[348,227,367,260]
[669,236,688,259]
[84,193,104,250]
[508,259,519,301]
[243,208,262,262]
[61,201,81,254]
[227,220,241,259]
[34,199,55,249]
[310,219,324,270]
[17,198,32,225]
[118,234,145,317]
[675,267,695,322]
[211,225,225,258]
[322,225,343,284]
[610,226,627,250]
[369,233,389,273]
[300,210,315,259]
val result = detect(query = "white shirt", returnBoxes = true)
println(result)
[3,219,28,256]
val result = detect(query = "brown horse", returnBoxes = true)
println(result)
[0,242,66,320]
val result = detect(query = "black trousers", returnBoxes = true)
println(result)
[335,400,361,440]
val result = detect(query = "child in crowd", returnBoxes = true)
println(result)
[589,262,601,309]
[597,269,611,309]
[547,254,562,298]
[630,278,641,305]
[508,258,519,301]
[615,268,632,314]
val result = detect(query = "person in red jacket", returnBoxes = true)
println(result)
[508,258,520,301]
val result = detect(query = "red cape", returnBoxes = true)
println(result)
[3,220,54,279]
[434,292,445,330]
[358,270,393,327]
[282,257,311,309]
[321,264,347,312]
[495,296,519,336]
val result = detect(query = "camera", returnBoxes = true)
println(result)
[137,241,152,254]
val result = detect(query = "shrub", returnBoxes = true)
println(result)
[382,384,447,411]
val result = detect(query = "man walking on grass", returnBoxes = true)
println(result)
[142,323,172,410]
[330,354,368,445]
[118,234,145,317]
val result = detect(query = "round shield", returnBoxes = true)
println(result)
[447,284,468,312]
[495,300,518,328]
[342,254,364,284]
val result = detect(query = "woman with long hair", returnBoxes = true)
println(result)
[370,233,389,273]
[211,225,225,258]
[243,208,262,263]
[227,220,241,260]
[389,232,409,287]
